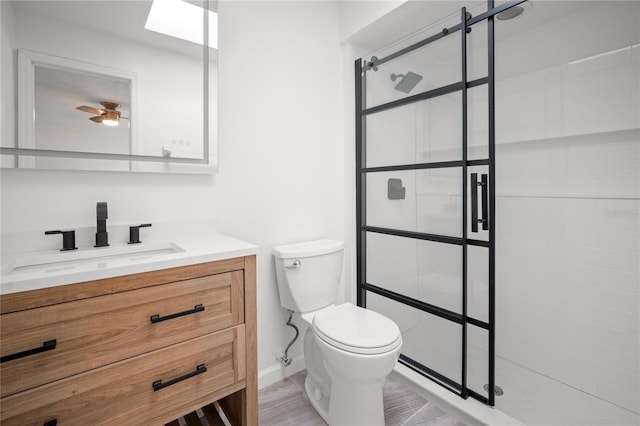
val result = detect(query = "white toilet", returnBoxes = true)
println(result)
[273,239,402,426]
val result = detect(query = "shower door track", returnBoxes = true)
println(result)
[356,0,527,407]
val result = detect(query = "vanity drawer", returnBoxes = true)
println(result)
[0,326,246,426]
[0,270,244,397]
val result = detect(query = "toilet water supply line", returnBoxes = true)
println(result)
[278,310,299,367]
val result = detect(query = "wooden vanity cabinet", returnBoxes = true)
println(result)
[0,255,257,426]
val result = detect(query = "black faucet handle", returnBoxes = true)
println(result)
[45,230,77,251]
[128,223,152,244]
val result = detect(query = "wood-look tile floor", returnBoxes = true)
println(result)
[258,370,468,426]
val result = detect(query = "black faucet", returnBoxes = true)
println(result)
[95,202,109,247]
[45,230,77,251]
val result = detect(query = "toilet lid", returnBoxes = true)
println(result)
[312,303,401,355]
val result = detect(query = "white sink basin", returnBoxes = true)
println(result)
[2,242,185,276]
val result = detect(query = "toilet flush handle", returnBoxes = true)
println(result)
[285,259,302,269]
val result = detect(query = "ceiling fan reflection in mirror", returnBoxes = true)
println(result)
[76,101,128,126]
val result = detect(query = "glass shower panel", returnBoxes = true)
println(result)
[366,232,462,314]
[467,325,489,397]
[365,23,460,109]
[365,103,419,168]
[468,85,489,161]
[416,92,463,164]
[366,168,462,237]
[367,292,462,388]
[417,167,462,237]
[365,92,463,168]
[366,232,419,299]
[417,240,462,314]
[467,19,488,82]
[468,245,489,323]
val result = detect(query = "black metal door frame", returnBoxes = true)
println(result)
[356,0,525,406]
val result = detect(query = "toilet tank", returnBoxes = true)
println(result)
[273,239,344,313]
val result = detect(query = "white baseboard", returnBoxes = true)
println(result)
[258,355,306,390]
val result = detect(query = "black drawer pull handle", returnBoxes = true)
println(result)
[44,419,57,426]
[1,339,57,363]
[150,304,204,323]
[152,364,207,392]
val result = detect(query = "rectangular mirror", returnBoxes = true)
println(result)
[0,0,217,173]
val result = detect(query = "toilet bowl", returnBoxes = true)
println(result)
[303,303,402,425]
[273,238,402,426]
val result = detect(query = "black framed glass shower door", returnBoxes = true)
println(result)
[354,1,523,405]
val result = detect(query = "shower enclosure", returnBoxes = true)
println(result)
[355,1,639,424]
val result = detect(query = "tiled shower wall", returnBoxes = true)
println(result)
[496,194,639,412]
[495,133,639,413]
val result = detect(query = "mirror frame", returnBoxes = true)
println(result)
[0,0,217,174]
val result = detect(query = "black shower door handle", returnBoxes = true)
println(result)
[471,173,489,233]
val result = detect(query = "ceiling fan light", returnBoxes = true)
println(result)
[102,119,119,126]
[102,111,120,126]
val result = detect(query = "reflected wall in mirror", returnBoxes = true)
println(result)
[18,49,136,163]
[0,0,217,173]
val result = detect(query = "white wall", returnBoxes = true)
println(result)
[338,0,407,42]
[216,0,344,386]
[0,169,218,249]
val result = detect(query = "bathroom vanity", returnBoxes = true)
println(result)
[0,236,257,425]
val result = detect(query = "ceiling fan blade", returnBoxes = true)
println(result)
[89,116,104,123]
[77,105,103,115]
[100,101,121,111]
[120,116,130,120]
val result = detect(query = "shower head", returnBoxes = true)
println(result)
[497,1,531,20]
[390,72,423,94]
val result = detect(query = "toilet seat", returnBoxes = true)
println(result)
[312,303,401,355]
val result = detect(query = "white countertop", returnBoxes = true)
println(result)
[0,233,258,295]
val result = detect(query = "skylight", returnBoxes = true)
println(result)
[145,0,218,49]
